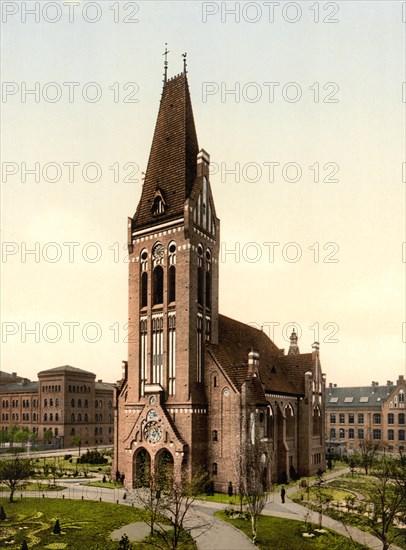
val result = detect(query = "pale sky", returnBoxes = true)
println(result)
[1,1,405,387]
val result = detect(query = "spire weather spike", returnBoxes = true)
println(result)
[182,52,187,74]
[163,43,170,85]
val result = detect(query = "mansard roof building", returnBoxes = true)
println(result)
[113,69,326,491]
[326,375,406,455]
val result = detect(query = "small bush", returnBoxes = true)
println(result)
[77,450,108,465]
[118,533,132,549]
[0,505,6,520]
[52,519,61,534]
[63,454,72,461]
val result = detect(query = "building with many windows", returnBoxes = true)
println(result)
[0,366,114,448]
[113,68,326,492]
[326,375,406,454]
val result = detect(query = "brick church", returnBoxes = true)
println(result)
[113,66,326,492]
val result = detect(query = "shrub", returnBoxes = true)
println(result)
[63,454,72,461]
[118,533,132,549]
[52,519,61,534]
[0,505,6,520]
[21,541,28,550]
[77,450,108,465]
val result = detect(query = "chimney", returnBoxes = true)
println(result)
[329,383,333,388]
[312,342,320,356]
[98,379,102,383]
[12,372,17,377]
[122,360,128,380]
[397,375,404,386]
[334,384,337,388]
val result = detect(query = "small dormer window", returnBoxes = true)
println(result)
[151,189,166,216]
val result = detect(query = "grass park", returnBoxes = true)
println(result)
[1,452,405,549]
[0,498,196,550]
[217,512,368,549]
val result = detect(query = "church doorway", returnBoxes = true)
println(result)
[133,448,151,488]
[155,448,174,490]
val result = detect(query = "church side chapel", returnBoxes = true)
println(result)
[113,55,326,492]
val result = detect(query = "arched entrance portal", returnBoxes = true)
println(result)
[133,448,151,488]
[155,449,174,490]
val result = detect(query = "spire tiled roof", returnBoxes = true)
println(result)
[133,73,199,229]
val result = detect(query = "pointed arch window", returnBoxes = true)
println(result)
[140,249,148,309]
[153,266,164,305]
[313,405,322,436]
[197,245,204,306]
[205,249,211,310]
[285,404,295,438]
[168,315,176,396]
[168,266,176,303]
[141,272,148,308]
[168,242,176,265]
[152,315,164,385]
[267,406,274,439]
[140,317,148,396]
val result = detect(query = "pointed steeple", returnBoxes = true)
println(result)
[288,329,300,355]
[133,73,199,229]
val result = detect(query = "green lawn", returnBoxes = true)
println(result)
[32,456,112,478]
[0,498,196,549]
[0,482,67,492]
[0,498,146,549]
[291,486,355,504]
[83,480,123,489]
[216,512,368,549]
[196,492,245,505]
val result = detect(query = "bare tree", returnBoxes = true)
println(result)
[313,469,332,529]
[49,458,58,486]
[131,467,210,550]
[0,454,33,502]
[239,439,270,544]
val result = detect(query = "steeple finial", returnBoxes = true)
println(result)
[163,43,170,85]
[182,52,187,74]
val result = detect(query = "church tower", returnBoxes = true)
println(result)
[114,69,220,484]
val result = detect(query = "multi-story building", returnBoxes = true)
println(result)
[113,67,326,492]
[326,375,406,455]
[0,366,115,448]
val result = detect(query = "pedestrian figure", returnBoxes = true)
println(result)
[281,487,286,503]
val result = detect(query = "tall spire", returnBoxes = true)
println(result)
[163,43,170,86]
[288,329,300,355]
[133,71,199,229]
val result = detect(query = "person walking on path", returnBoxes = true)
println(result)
[280,487,286,504]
